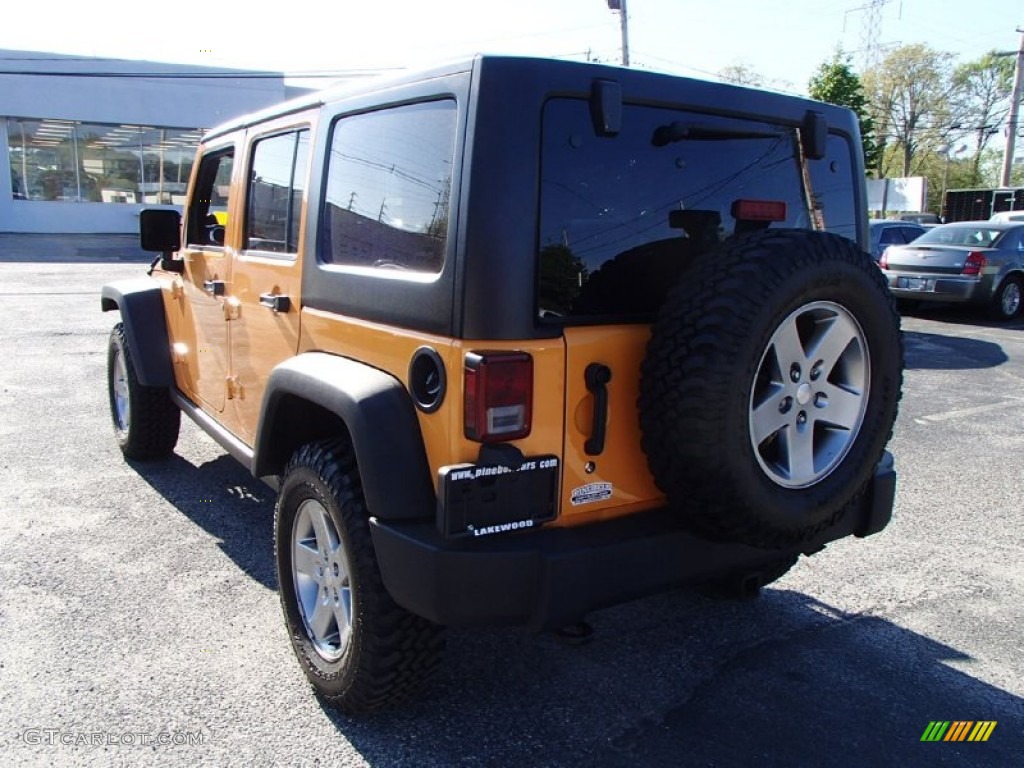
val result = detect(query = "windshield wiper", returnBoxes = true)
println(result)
[651,121,784,147]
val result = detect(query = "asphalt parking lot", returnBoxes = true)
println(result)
[1,254,1022,767]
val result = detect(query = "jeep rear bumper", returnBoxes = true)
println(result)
[370,452,896,631]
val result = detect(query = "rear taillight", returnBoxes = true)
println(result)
[464,352,533,442]
[731,199,787,221]
[962,251,986,276]
[878,248,890,269]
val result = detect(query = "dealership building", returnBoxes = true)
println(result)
[0,49,297,235]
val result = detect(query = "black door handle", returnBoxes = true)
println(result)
[584,363,612,456]
[203,279,225,296]
[259,293,291,313]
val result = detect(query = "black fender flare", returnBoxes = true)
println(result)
[100,280,174,387]
[254,353,436,521]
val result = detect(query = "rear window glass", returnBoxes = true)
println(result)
[537,98,856,321]
[915,226,1005,247]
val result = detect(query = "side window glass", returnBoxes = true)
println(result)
[246,129,310,254]
[1001,229,1024,251]
[879,227,901,245]
[186,150,234,247]
[323,100,456,273]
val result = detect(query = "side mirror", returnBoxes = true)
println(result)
[140,209,181,253]
[159,256,185,273]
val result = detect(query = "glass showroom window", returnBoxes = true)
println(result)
[8,118,78,201]
[7,118,202,203]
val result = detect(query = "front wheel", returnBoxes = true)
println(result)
[274,440,445,713]
[107,323,180,460]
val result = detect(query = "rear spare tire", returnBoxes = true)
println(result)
[639,230,902,549]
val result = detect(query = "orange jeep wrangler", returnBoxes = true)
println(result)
[102,56,902,713]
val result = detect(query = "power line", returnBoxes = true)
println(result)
[0,69,389,79]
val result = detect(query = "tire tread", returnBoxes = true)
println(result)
[639,230,903,549]
[108,323,180,460]
[276,439,445,714]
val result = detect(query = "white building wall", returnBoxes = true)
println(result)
[0,50,290,234]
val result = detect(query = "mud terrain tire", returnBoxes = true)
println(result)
[639,230,902,549]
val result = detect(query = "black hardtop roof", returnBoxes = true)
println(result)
[201,54,858,143]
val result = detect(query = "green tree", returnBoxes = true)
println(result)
[951,51,1015,185]
[862,44,957,178]
[717,64,764,87]
[538,244,588,314]
[808,53,878,174]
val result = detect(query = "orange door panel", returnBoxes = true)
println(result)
[227,122,313,443]
[181,246,231,412]
[229,255,301,443]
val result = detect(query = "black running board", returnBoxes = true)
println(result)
[169,389,278,490]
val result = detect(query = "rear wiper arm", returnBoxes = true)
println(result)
[652,121,784,147]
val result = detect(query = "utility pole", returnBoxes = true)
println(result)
[1000,28,1024,187]
[607,0,630,67]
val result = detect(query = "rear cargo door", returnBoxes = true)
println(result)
[538,96,853,523]
[560,326,663,522]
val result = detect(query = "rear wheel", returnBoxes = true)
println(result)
[640,230,903,549]
[107,322,179,460]
[274,439,445,713]
[990,277,1022,321]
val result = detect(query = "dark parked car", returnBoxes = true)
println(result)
[880,221,1024,320]
[869,220,925,261]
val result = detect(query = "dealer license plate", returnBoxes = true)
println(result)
[898,277,932,291]
[438,456,559,538]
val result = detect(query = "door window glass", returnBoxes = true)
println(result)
[246,129,310,254]
[186,150,234,247]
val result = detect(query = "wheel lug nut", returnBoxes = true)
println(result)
[797,411,807,425]
[814,392,827,407]
[789,364,801,383]
[779,396,793,414]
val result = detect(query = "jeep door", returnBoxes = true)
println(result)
[177,142,238,413]
[228,118,314,443]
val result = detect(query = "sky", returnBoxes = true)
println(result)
[0,0,1019,94]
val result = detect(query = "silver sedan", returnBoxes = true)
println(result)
[880,222,1024,321]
